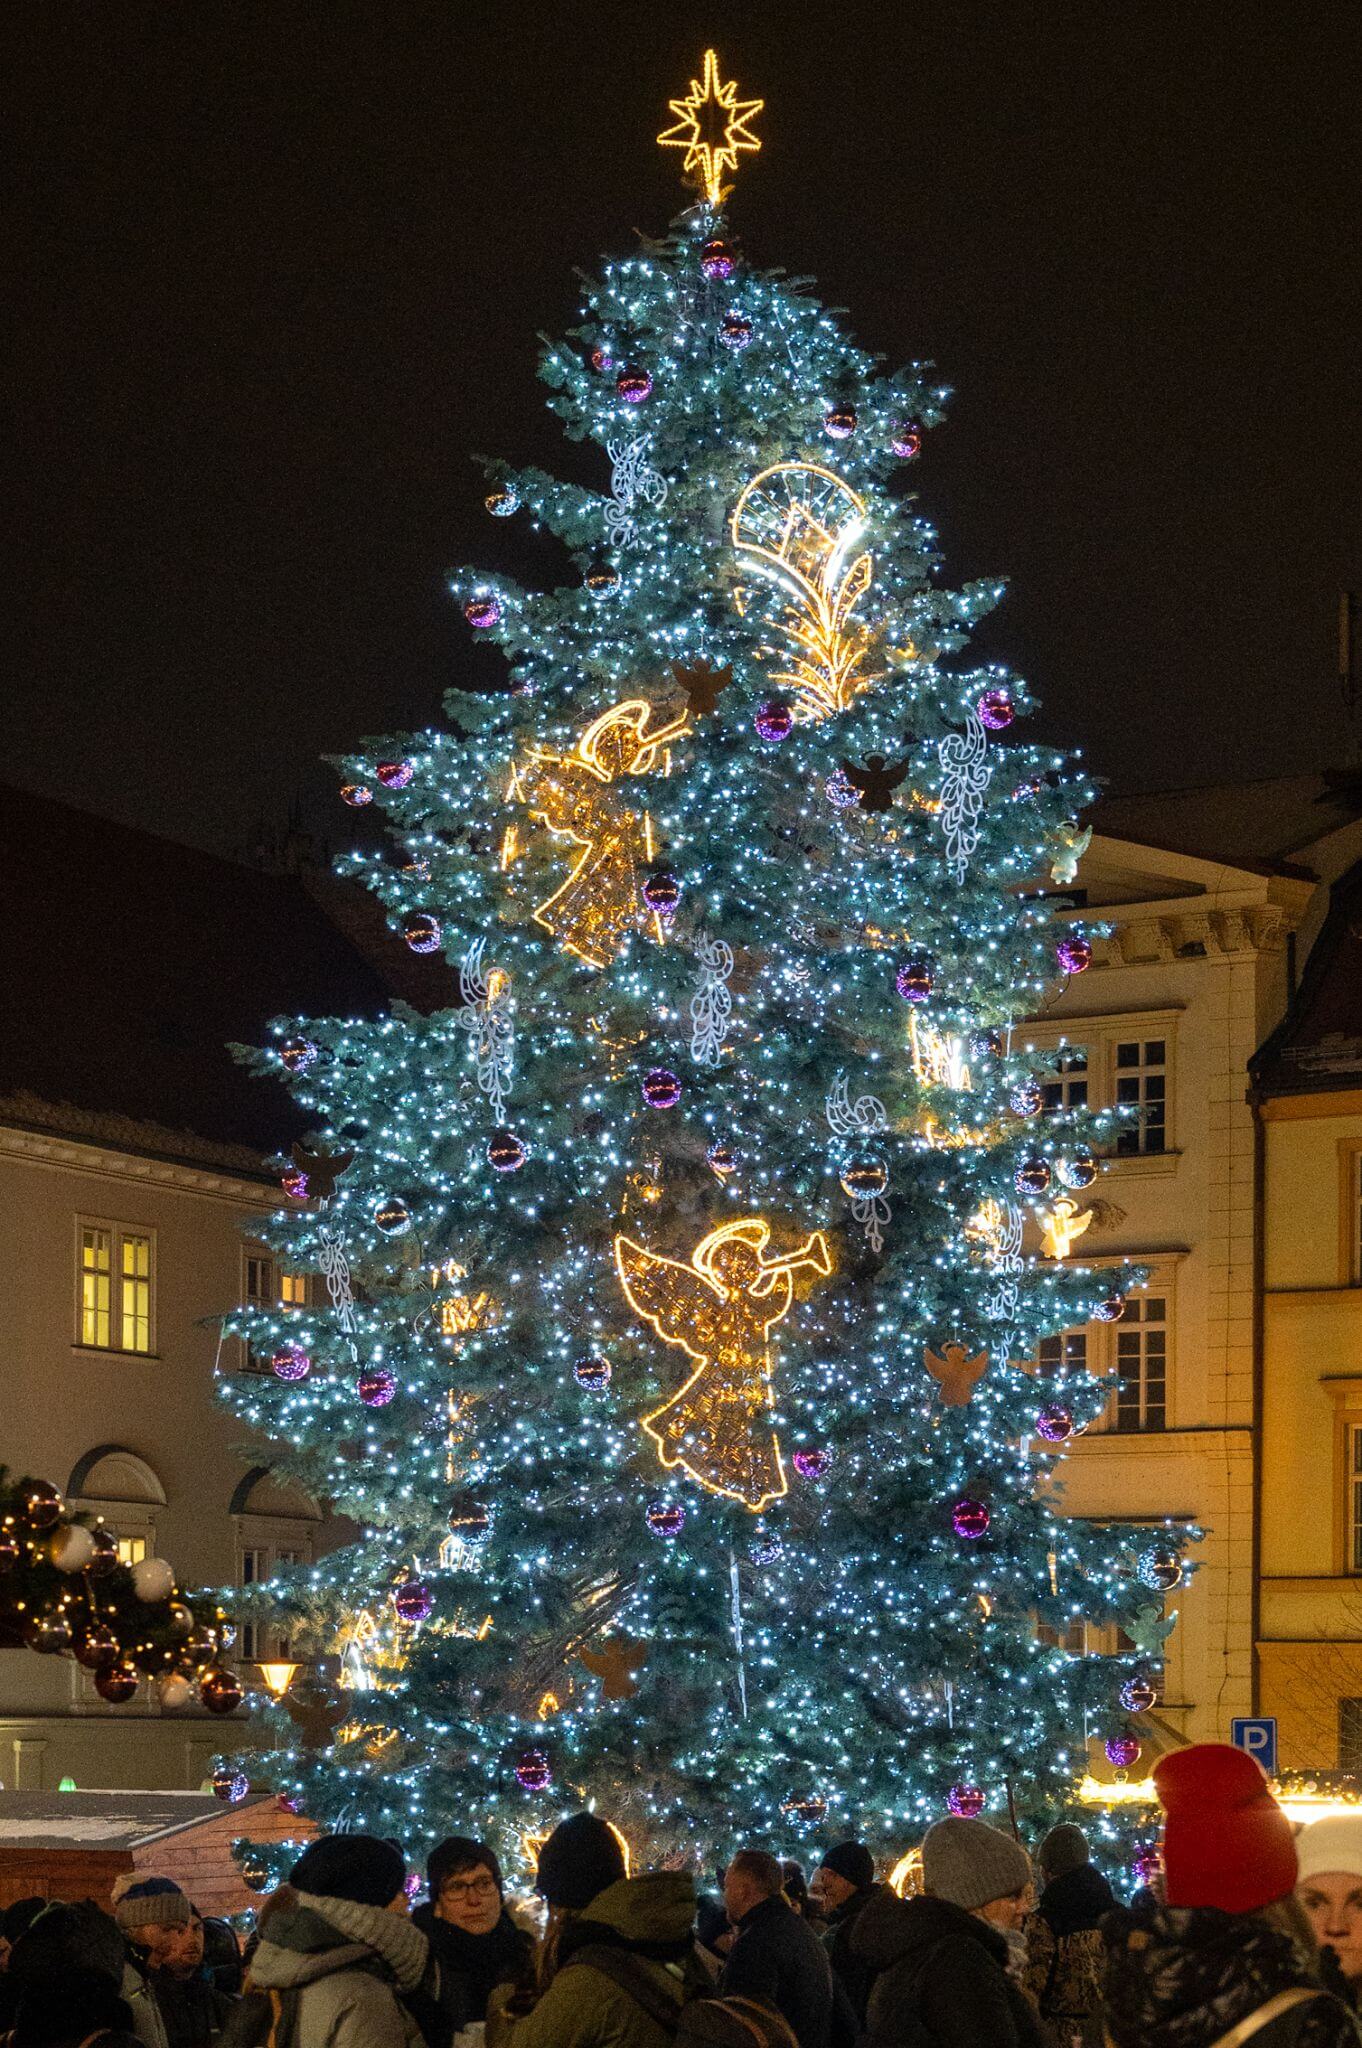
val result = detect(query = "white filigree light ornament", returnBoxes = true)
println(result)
[690,932,734,1066]
[826,1075,891,1252]
[979,1198,1024,1328]
[455,939,514,1124]
[938,707,994,883]
[604,436,669,550]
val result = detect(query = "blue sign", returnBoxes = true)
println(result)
[1231,1717,1277,1775]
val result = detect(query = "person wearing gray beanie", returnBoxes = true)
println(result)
[851,1815,1044,2048]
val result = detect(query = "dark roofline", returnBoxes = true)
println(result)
[1251,856,1362,1096]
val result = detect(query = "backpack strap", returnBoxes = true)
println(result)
[721,1994,800,2048]
[561,1943,685,2035]
[1106,1986,1323,2048]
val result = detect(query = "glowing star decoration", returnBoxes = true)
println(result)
[508,698,690,967]
[938,707,994,883]
[615,1218,832,1512]
[657,48,763,208]
[1040,1196,1093,1261]
[731,462,875,721]
[455,939,515,1123]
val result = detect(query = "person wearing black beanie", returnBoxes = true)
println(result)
[813,1842,881,2027]
[241,1833,430,2046]
[414,1835,531,2034]
[535,1814,627,1912]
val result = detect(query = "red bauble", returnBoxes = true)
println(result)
[642,1069,682,1109]
[514,1747,552,1791]
[792,1448,831,1481]
[392,1580,434,1624]
[271,1343,311,1383]
[281,1168,309,1201]
[339,784,372,808]
[590,345,615,374]
[74,1622,120,1670]
[200,1666,244,1716]
[85,1528,119,1578]
[951,1496,990,1540]
[95,1662,140,1704]
[947,1783,985,1818]
[23,1482,62,1531]
[376,759,414,789]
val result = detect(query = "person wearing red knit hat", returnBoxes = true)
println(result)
[1103,1743,1362,2048]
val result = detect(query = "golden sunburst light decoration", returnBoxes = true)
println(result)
[658,49,763,207]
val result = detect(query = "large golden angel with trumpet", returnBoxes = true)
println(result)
[614,1217,831,1512]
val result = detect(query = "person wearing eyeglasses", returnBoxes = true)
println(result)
[414,1838,532,2040]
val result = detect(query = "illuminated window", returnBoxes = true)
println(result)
[77,1220,154,1354]
[241,1251,309,1370]
[115,1534,147,1566]
[1114,1295,1167,1431]
[1115,1039,1167,1154]
[81,1228,111,1348]
[280,1271,309,1307]
[1041,1045,1088,1114]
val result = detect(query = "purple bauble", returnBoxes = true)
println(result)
[616,366,653,405]
[514,1747,553,1791]
[280,1036,319,1074]
[339,784,373,808]
[646,1499,686,1537]
[574,1354,612,1392]
[947,1783,985,1818]
[1133,1847,1163,1886]
[1120,1675,1159,1714]
[1056,935,1093,975]
[392,1580,434,1625]
[376,759,414,789]
[403,914,442,954]
[212,1766,249,1804]
[1094,1289,1126,1324]
[824,404,857,439]
[1014,1157,1052,1197]
[700,237,737,280]
[891,421,923,460]
[1105,1734,1141,1769]
[271,1343,311,1384]
[463,594,502,630]
[719,312,753,351]
[590,345,615,374]
[792,1447,831,1481]
[895,955,934,1003]
[642,869,681,918]
[707,1141,739,1178]
[642,1068,682,1109]
[977,688,1015,730]
[487,1128,527,1173]
[951,1496,990,1540]
[824,767,859,810]
[754,698,794,744]
[1034,1405,1074,1443]
[357,1367,397,1408]
[281,1168,309,1202]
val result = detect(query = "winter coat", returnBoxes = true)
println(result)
[242,1887,429,2048]
[850,1886,1047,2048]
[150,1970,237,2047]
[487,1872,696,2048]
[1025,1863,1115,2048]
[0,1902,168,2048]
[720,1892,839,2048]
[412,1904,532,2031]
[1104,1901,1362,2048]
[823,1885,883,2025]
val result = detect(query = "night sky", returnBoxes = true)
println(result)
[9,3,1362,857]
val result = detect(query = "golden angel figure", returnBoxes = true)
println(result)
[615,1217,831,1512]
[1041,1196,1093,1261]
[508,698,689,968]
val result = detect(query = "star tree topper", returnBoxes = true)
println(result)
[658,49,763,208]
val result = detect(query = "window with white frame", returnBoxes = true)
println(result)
[1038,1329,1089,1375]
[1036,1616,1088,1653]
[1114,1038,1167,1155]
[1041,1045,1089,1115]
[1348,1427,1362,1574]
[238,1537,307,1662]
[77,1220,154,1354]
[1114,1293,1168,1431]
[240,1250,311,1370]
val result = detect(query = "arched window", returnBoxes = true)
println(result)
[67,1445,166,1565]
[230,1468,321,1663]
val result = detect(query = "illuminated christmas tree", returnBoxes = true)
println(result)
[221,53,1187,1884]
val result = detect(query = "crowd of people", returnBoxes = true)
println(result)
[7,1744,1362,2047]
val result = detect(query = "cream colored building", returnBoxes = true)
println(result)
[1030,778,1362,1750]
[0,789,412,1792]
[1255,855,1362,1767]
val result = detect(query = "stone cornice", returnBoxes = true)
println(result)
[1053,903,1297,969]
[0,1115,271,1205]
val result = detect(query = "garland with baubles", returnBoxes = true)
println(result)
[0,1470,241,1713]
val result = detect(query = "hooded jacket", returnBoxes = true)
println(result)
[487,1872,695,2048]
[850,1887,1046,2048]
[241,1887,429,2048]
[1104,1902,1362,2048]
[1025,1863,1116,2048]
[2,1901,168,2048]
